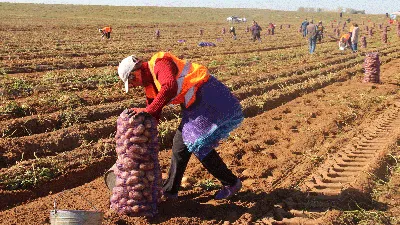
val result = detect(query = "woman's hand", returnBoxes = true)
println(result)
[131,108,147,114]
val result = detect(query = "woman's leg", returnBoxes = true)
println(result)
[200,149,238,186]
[162,129,192,195]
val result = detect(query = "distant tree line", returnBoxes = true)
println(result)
[297,7,365,14]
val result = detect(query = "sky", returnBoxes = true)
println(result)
[0,0,397,14]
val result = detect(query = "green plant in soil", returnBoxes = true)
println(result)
[59,107,88,128]
[0,101,32,117]
[1,78,33,98]
[1,162,61,190]
[198,179,221,191]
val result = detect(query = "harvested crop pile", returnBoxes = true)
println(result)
[363,52,380,83]
[110,110,162,217]
[361,36,367,48]
[397,24,400,37]
[382,32,387,43]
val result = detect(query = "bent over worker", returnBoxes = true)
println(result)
[99,26,112,39]
[339,32,351,50]
[117,52,243,200]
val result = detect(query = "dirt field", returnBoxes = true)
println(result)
[0,3,399,225]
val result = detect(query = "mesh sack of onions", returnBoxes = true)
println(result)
[361,36,367,48]
[363,52,380,83]
[397,24,400,37]
[110,109,162,217]
[382,32,387,43]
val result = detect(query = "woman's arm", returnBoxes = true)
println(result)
[145,58,178,120]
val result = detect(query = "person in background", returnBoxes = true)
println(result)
[99,26,112,39]
[155,29,160,39]
[251,21,262,42]
[348,23,354,51]
[339,32,351,50]
[117,52,244,200]
[351,23,359,52]
[269,23,276,35]
[316,21,324,43]
[300,19,309,37]
[306,20,318,54]
[340,12,343,18]
[229,26,237,40]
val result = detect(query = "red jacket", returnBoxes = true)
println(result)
[139,59,178,120]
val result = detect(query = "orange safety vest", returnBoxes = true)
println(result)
[340,33,350,42]
[146,52,210,108]
[103,27,112,33]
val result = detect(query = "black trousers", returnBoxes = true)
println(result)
[162,128,238,194]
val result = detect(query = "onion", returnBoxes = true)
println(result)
[139,163,154,171]
[131,205,140,213]
[112,187,124,195]
[142,190,151,197]
[115,177,125,187]
[130,136,149,144]
[143,130,152,138]
[146,171,155,182]
[119,198,128,206]
[120,171,129,179]
[129,191,143,200]
[133,183,145,191]
[129,170,140,177]
[144,120,152,128]
[126,176,139,185]
[116,146,125,155]
[125,128,134,137]
[133,124,145,135]
[126,199,135,206]
[110,195,119,203]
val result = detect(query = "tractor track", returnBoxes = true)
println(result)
[303,104,400,196]
[267,103,400,224]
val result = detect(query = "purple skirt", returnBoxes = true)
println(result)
[181,76,244,160]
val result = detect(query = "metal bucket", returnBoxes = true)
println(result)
[50,210,103,225]
[104,164,117,191]
[50,190,103,225]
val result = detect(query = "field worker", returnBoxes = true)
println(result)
[306,20,318,54]
[339,32,351,50]
[229,26,237,40]
[117,52,244,200]
[251,21,262,42]
[268,23,276,35]
[351,23,359,52]
[300,19,309,37]
[99,26,112,39]
[316,21,324,43]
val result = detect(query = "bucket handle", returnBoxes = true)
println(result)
[53,189,98,213]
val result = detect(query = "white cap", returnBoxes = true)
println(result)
[117,55,141,93]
